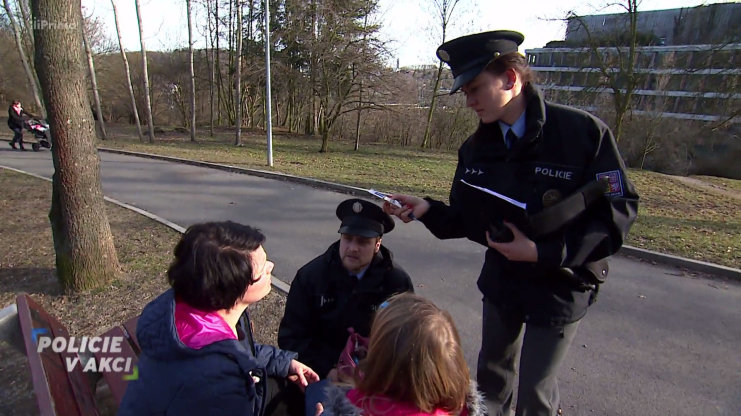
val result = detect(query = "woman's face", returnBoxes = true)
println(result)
[242,245,273,305]
[461,70,513,124]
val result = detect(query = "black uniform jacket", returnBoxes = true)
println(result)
[277,241,413,378]
[420,84,639,327]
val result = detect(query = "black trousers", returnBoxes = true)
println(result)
[10,127,24,147]
[477,300,580,416]
[264,377,305,416]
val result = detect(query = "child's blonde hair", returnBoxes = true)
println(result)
[355,293,470,414]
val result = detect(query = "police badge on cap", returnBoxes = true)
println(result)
[336,198,395,238]
[436,30,525,94]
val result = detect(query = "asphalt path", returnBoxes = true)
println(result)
[1,148,739,416]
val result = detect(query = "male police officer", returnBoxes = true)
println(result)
[278,198,413,379]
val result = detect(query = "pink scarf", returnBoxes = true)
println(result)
[347,389,456,416]
[174,299,236,350]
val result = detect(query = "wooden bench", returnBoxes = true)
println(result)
[0,294,140,415]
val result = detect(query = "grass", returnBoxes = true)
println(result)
[99,124,740,268]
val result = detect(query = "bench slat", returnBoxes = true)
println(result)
[17,294,99,416]
[122,316,140,354]
[94,325,139,407]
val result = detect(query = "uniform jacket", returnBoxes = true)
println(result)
[118,289,297,416]
[319,380,487,416]
[278,241,414,378]
[420,84,639,327]
[7,105,32,129]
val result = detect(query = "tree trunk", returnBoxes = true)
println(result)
[224,0,234,123]
[82,28,107,140]
[134,0,155,143]
[31,0,121,291]
[354,76,362,151]
[421,0,459,149]
[207,0,215,136]
[234,0,242,146]
[187,0,196,141]
[421,60,443,148]
[4,0,44,117]
[320,129,329,153]
[307,0,317,136]
[215,0,222,125]
[111,0,143,141]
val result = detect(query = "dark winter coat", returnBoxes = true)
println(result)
[420,84,639,327]
[118,289,297,416]
[278,241,414,378]
[7,105,32,130]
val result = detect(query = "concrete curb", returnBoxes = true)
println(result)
[618,246,740,280]
[100,147,371,197]
[97,148,741,282]
[4,143,739,282]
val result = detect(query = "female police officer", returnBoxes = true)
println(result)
[384,31,639,416]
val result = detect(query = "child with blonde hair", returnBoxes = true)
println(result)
[315,293,485,416]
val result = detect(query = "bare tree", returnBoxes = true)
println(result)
[234,0,242,146]
[3,0,44,116]
[421,0,460,148]
[567,0,641,143]
[215,0,222,125]
[17,0,31,44]
[31,0,121,291]
[187,0,196,141]
[354,12,369,151]
[135,0,155,143]
[206,0,215,136]
[82,26,106,139]
[111,0,143,141]
[301,0,386,153]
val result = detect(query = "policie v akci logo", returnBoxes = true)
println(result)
[32,328,138,380]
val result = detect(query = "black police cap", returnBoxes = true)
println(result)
[336,198,395,238]
[436,30,525,94]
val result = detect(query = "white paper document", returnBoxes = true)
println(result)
[460,179,527,210]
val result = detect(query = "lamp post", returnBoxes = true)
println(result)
[264,0,273,166]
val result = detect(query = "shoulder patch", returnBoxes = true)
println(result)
[596,170,623,197]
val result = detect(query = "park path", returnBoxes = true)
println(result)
[1,148,739,416]
[668,174,741,201]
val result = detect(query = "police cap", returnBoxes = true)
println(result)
[436,30,525,94]
[336,198,394,238]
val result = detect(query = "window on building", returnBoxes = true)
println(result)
[709,49,733,70]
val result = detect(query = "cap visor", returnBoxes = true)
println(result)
[338,226,380,238]
[450,63,488,94]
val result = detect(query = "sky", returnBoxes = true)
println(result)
[81,0,732,67]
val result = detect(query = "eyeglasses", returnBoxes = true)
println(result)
[252,260,274,283]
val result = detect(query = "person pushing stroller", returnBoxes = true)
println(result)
[7,100,35,151]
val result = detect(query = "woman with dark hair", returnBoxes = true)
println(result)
[383,31,638,416]
[119,221,319,416]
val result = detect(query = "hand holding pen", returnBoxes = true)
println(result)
[382,194,429,223]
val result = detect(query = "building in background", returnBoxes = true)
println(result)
[525,2,739,124]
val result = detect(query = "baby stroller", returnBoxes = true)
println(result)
[24,119,52,151]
